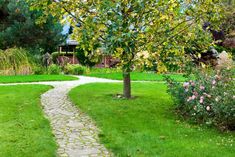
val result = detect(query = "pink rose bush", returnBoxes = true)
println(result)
[165,68,235,131]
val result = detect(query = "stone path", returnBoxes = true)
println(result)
[0,76,120,157]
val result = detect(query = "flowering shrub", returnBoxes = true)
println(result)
[165,68,235,131]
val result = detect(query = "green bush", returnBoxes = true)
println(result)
[76,49,99,67]
[165,68,235,131]
[47,64,62,75]
[33,66,46,75]
[64,64,88,75]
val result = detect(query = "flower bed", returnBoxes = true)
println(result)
[166,68,235,131]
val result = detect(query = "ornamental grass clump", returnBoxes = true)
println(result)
[165,68,235,131]
[0,48,32,75]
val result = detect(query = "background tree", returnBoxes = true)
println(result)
[31,0,224,98]
[76,48,100,67]
[0,0,65,53]
[222,0,235,34]
[203,0,235,47]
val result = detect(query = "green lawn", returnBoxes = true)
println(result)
[69,83,235,157]
[86,72,186,82]
[0,75,78,83]
[0,85,57,157]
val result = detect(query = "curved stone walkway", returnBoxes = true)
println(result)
[0,76,120,157]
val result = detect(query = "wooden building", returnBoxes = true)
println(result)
[58,39,78,53]
[57,39,119,67]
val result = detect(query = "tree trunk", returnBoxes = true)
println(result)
[123,71,131,99]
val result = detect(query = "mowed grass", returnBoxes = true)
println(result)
[86,72,186,82]
[69,83,235,157]
[0,85,57,157]
[0,75,78,83]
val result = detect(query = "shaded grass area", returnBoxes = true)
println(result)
[0,85,57,157]
[69,83,235,157]
[0,75,78,83]
[86,72,186,82]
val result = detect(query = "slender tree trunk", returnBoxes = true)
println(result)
[123,71,131,99]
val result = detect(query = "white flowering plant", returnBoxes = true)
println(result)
[165,68,235,131]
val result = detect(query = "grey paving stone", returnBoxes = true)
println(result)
[40,76,116,157]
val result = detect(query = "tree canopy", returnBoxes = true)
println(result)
[0,0,65,53]
[30,0,225,98]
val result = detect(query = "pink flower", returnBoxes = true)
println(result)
[192,95,196,100]
[206,106,211,111]
[183,82,189,88]
[200,96,204,104]
[200,99,204,104]
[189,80,195,86]
[193,91,199,97]
[212,80,216,85]
[200,86,205,90]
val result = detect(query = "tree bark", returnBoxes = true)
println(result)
[123,71,131,99]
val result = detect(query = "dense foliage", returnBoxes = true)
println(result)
[47,64,62,75]
[33,63,89,75]
[220,0,235,39]
[166,68,235,131]
[64,64,88,75]
[0,0,65,53]
[76,49,100,67]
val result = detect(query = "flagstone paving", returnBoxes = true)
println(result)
[0,76,119,157]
